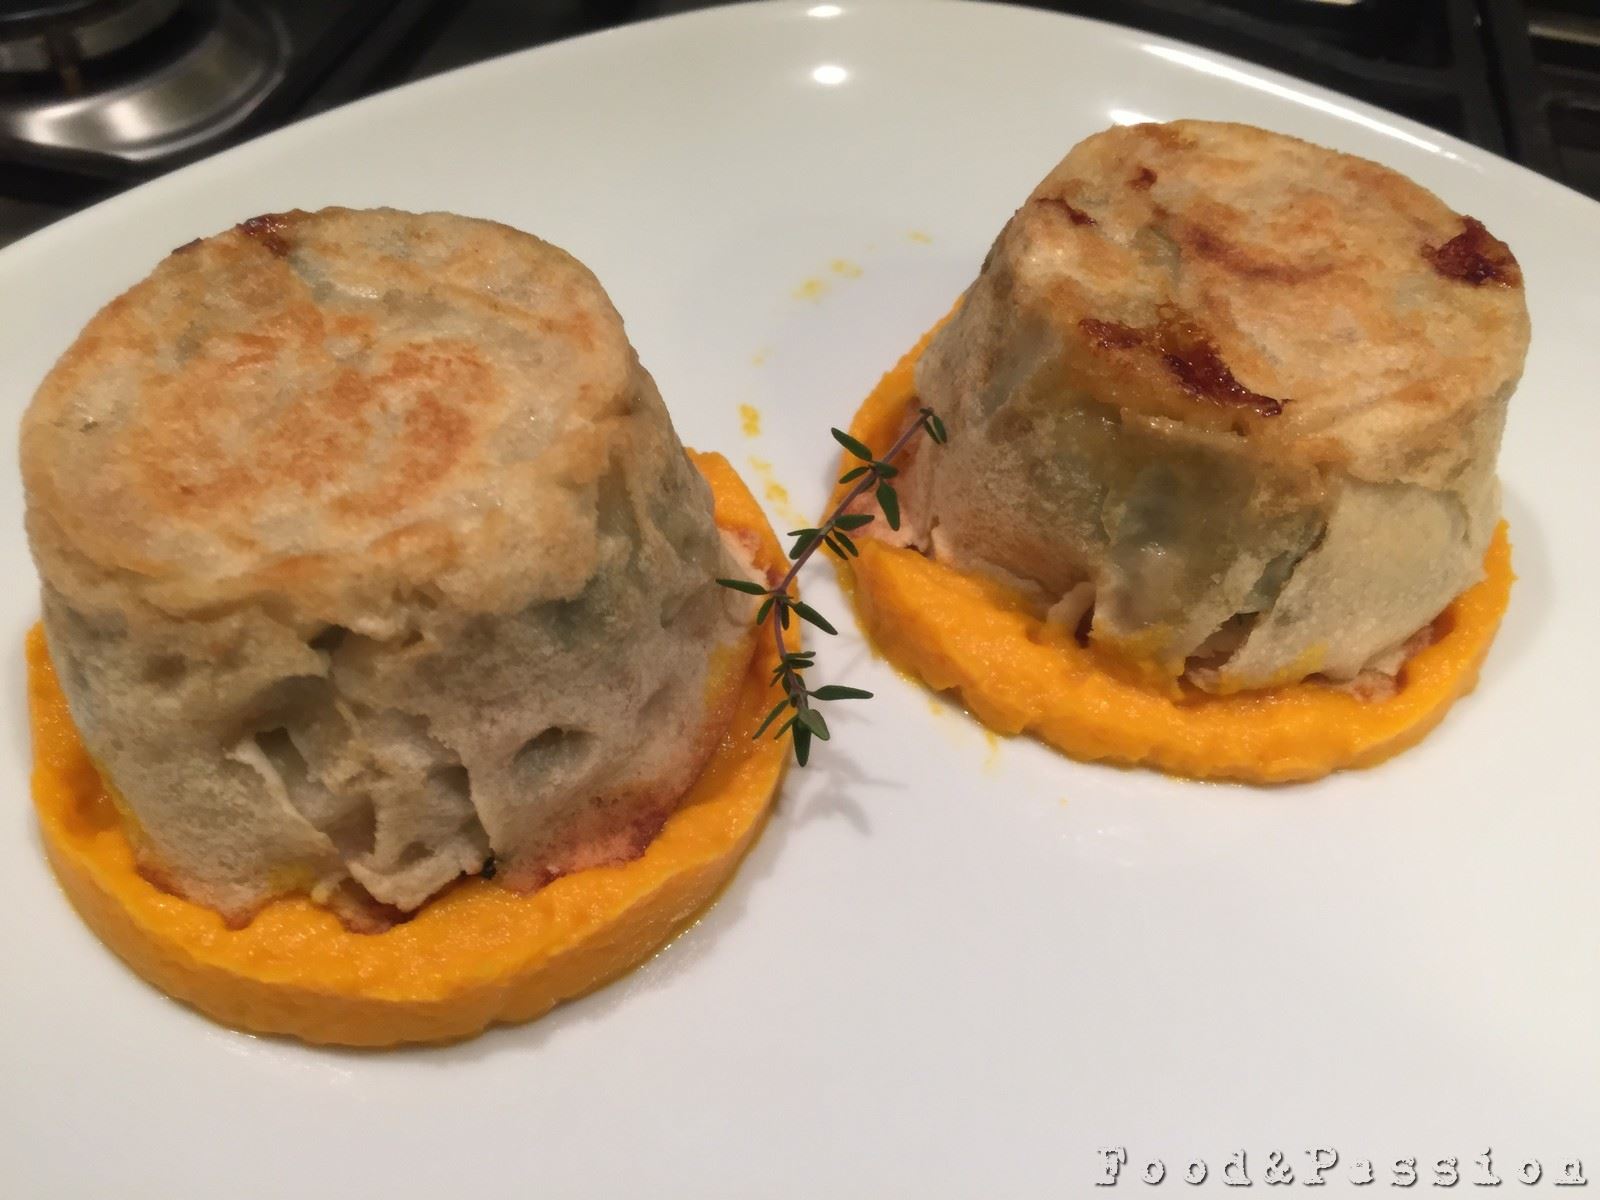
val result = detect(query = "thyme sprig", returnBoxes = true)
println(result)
[716,406,948,765]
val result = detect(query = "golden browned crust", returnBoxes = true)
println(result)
[23,207,641,624]
[1000,120,1529,482]
[907,122,1529,692]
[22,208,757,926]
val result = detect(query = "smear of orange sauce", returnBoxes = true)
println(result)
[29,452,791,1046]
[833,325,1513,784]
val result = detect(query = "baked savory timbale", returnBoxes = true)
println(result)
[22,207,758,930]
[903,120,1529,694]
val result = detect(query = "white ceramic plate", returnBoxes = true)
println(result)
[3,3,1597,1195]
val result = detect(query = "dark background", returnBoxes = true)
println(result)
[2,0,1596,246]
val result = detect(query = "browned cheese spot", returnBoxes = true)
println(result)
[1034,196,1096,226]
[237,213,295,257]
[1078,318,1144,349]
[1423,216,1522,287]
[1156,321,1285,417]
[1081,316,1286,418]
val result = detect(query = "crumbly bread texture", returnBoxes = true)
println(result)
[905,120,1530,692]
[22,207,755,928]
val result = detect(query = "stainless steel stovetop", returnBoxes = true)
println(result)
[2,0,1597,249]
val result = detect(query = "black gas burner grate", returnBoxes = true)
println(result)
[1497,0,1600,198]
[1040,0,1507,151]
[1031,0,1600,201]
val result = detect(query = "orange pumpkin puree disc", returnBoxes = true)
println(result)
[834,325,1514,785]
[28,451,790,1047]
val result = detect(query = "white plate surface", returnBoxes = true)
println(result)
[2,3,1597,1195]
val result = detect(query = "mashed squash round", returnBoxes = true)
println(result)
[836,333,1513,784]
[29,453,789,1046]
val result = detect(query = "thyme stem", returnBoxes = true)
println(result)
[718,406,947,765]
[773,413,931,600]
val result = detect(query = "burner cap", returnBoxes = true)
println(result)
[0,0,182,75]
[0,0,286,166]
